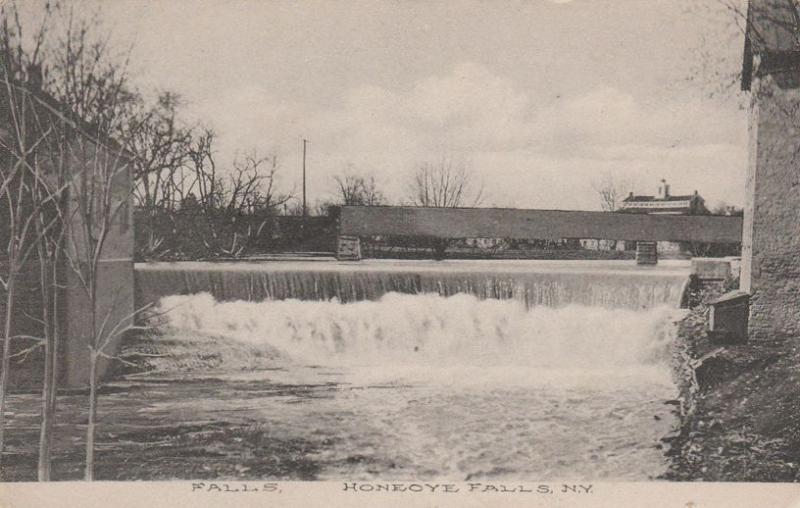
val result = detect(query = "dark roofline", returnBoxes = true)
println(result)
[1,72,134,161]
[622,194,701,203]
[741,0,800,91]
[618,206,694,212]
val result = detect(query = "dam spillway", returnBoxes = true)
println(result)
[135,259,690,310]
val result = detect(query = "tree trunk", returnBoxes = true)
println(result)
[47,284,61,474]
[0,273,17,477]
[85,352,98,481]
[37,352,54,480]
[37,247,56,481]
[47,262,61,474]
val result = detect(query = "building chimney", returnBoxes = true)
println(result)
[657,179,667,199]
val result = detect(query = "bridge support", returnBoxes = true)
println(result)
[336,235,361,261]
[635,241,658,266]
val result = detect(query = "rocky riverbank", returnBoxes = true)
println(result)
[665,282,800,481]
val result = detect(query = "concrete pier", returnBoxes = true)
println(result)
[635,242,658,266]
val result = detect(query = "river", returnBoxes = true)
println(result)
[123,259,689,480]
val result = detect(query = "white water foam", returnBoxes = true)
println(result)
[147,288,687,479]
[158,292,684,387]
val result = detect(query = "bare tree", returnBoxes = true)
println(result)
[186,128,220,212]
[1,0,138,130]
[29,104,75,483]
[3,41,141,485]
[31,190,67,483]
[405,157,483,259]
[60,130,141,481]
[142,128,218,258]
[407,156,483,208]
[334,173,367,206]
[1,0,141,481]
[125,93,195,259]
[127,92,193,211]
[225,150,293,214]
[0,1,52,85]
[591,173,633,212]
[0,74,74,480]
[1,0,65,482]
[41,3,137,132]
[333,167,386,206]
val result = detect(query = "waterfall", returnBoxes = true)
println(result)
[157,292,682,374]
[128,259,692,480]
[135,260,690,378]
[136,259,689,310]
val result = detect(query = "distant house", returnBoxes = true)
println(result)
[580,180,708,254]
[617,179,710,257]
[619,179,709,215]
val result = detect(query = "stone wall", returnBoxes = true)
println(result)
[61,259,135,387]
[741,76,800,340]
[0,81,136,388]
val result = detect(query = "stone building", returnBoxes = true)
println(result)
[740,0,800,339]
[0,75,134,387]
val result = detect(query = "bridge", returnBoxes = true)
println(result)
[336,205,743,264]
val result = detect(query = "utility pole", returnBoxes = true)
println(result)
[302,138,308,218]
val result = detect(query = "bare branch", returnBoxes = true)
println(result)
[407,156,483,208]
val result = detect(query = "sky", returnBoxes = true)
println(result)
[81,0,749,210]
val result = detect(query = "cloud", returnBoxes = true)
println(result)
[316,62,533,155]
[199,62,747,209]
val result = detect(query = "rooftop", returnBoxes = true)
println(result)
[623,194,698,203]
[741,0,800,90]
